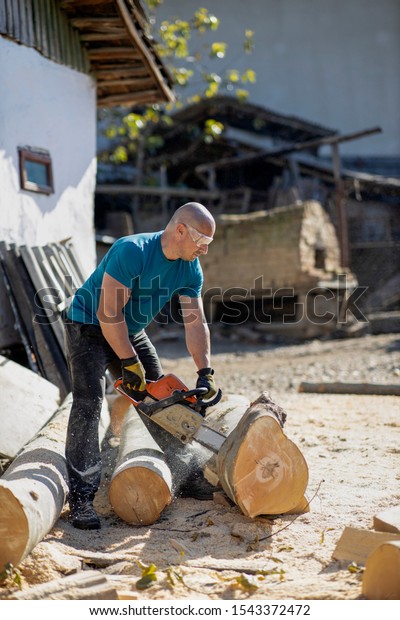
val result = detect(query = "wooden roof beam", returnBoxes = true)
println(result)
[88,47,141,59]
[95,67,148,79]
[70,17,122,28]
[115,0,175,104]
[80,32,127,41]
[98,77,155,89]
[98,91,161,106]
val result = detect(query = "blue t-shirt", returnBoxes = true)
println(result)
[67,231,203,334]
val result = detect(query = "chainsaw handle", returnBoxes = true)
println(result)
[177,387,208,399]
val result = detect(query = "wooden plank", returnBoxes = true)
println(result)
[88,47,141,59]
[11,570,118,600]
[0,242,45,375]
[32,246,67,311]
[374,506,400,534]
[70,17,122,28]
[98,77,156,90]
[80,32,127,42]
[0,246,40,373]
[332,526,400,565]
[51,244,84,291]
[94,66,148,78]
[1,243,70,396]
[98,91,159,107]
[61,241,88,284]
[298,381,400,396]
[43,246,75,298]
[19,245,66,353]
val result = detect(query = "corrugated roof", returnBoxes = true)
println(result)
[59,0,175,107]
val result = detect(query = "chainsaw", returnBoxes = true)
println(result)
[114,373,225,453]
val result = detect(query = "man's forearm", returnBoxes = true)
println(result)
[98,317,136,360]
[185,321,211,370]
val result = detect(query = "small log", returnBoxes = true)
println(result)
[374,505,400,534]
[362,541,400,599]
[108,406,173,525]
[332,526,400,564]
[298,381,400,396]
[0,394,109,571]
[212,392,308,518]
[11,570,118,600]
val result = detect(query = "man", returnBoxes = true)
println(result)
[64,202,218,530]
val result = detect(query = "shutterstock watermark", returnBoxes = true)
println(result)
[33,273,368,328]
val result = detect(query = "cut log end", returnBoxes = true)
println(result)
[0,485,29,570]
[109,466,172,526]
[217,413,309,518]
[362,541,400,599]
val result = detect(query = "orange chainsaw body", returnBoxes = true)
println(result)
[114,373,196,406]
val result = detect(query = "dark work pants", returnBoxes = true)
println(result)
[64,321,163,504]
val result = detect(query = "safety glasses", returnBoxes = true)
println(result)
[185,223,214,246]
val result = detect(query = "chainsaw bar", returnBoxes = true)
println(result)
[114,380,226,453]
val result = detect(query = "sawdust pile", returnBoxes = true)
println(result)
[0,331,399,600]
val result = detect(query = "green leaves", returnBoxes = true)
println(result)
[0,563,22,589]
[135,561,158,590]
[193,8,219,32]
[210,42,227,59]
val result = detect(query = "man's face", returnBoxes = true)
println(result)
[180,223,214,261]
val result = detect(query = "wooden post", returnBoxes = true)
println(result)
[108,406,173,526]
[331,143,349,267]
[0,394,110,571]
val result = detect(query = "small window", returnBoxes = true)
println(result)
[314,247,326,270]
[18,147,54,195]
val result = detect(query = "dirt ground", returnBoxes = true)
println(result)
[1,330,399,601]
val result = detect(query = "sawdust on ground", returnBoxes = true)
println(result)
[1,330,400,601]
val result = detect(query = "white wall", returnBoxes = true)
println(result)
[0,36,97,275]
[155,0,400,157]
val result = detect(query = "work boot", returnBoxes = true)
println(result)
[178,470,220,501]
[69,498,101,530]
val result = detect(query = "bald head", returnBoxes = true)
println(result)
[168,202,215,236]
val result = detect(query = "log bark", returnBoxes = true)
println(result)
[108,405,173,526]
[0,393,110,571]
[362,541,400,599]
[298,381,400,396]
[211,392,308,518]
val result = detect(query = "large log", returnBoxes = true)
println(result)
[362,541,400,599]
[108,405,173,525]
[0,394,110,571]
[298,381,400,396]
[0,354,60,459]
[212,392,308,518]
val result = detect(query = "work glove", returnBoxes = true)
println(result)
[121,355,146,398]
[196,367,217,400]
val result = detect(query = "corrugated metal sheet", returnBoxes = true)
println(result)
[0,0,89,73]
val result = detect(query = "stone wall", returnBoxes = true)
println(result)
[202,201,342,297]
